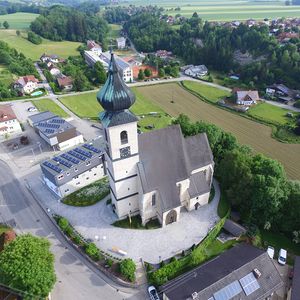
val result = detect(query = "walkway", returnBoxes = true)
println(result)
[29,175,220,264]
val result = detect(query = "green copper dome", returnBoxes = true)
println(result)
[97,53,135,111]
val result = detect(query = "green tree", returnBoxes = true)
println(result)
[158,68,165,78]
[3,21,9,29]
[0,234,56,299]
[58,217,69,231]
[138,69,145,80]
[84,243,100,261]
[16,30,21,36]
[144,68,152,77]
[93,61,107,84]
[119,258,136,282]
[73,71,90,91]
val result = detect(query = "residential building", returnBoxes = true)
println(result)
[235,89,259,106]
[84,50,133,83]
[155,50,173,59]
[289,256,300,300]
[57,76,73,91]
[97,53,214,227]
[0,104,22,137]
[87,40,102,55]
[40,53,59,64]
[116,37,126,49]
[161,243,284,300]
[41,138,106,197]
[28,111,83,151]
[13,75,39,95]
[266,83,299,103]
[184,65,208,78]
[48,64,61,78]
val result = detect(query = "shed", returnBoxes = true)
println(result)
[223,219,247,237]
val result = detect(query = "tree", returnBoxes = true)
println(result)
[93,61,106,84]
[73,71,90,91]
[16,30,21,36]
[84,243,100,261]
[0,234,56,299]
[27,31,42,45]
[144,68,152,77]
[119,258,136,282]
[158,68,165,78]
[58,217,69,231]
[3,21,9,29]
[138,69,145,80]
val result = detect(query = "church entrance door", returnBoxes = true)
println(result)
[165,210,177,225]
[195,203,200,210]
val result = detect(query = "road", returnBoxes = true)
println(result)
[0,160,144,300]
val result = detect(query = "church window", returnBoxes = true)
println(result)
[120,130,128,144]
[152,194,156,206]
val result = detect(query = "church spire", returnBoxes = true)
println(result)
[97,53,135,112]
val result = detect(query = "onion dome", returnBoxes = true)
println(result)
[97,53,135,111]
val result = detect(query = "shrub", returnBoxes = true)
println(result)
[58,217,69,232]
[65,225,74,237]
[85,243,100,261]
[106,258,113,268]
[73,235,82,245]
[119,258,136,282]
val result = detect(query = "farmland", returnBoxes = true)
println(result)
[0,30,81,60]
[32,98,69,118]
[135,83,300,180]
[0,12,38,29]
[125,0,300,20]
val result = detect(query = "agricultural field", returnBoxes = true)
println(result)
[0,12,38,29]
[125,0,300,20]
[32,98,69,118]
[0,30,81,61]
[135,83,300,180]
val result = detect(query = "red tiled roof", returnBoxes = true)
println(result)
[23,75,38,83]
[0,105,17,123]
[57,76,73,88]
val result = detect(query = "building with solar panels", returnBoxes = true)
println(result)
[160,243,284,300]
[40,138,106,197]
[28,111,84,151]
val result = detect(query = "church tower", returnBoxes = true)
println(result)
[97,53,140,219]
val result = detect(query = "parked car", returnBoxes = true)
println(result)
[278,248,287,265]
[27,106,37,112]
[148,286,159,300]
[267,246,275,259]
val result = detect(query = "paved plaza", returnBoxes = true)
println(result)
[28,171,220,264]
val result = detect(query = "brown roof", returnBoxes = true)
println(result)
[57,76,73,88]
[236,90,259,102]
[15,75,38,87]
[0,105,17,123]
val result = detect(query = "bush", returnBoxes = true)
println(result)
[294,100,300,108]
[85,243,100,261]
[58,217,69,232]
[119,258,136,282]
[73,235,82,245]
[28,31,42,45]
[106,258,113,268]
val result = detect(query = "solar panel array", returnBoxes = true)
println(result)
[74,147,92,158]
[38,122,60,129]
[83,143,101,153]
[43,161,63,173]
[51,118,65,124]
[69,150,87,161]
[44,128,55,134]
[213,280,242,300]
[53,156,72,168]
[61,153,79,164]
[239,273,260,296]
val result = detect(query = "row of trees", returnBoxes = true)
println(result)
[124,13,300,89]
[174,114,300,236]
[0,1,43,15]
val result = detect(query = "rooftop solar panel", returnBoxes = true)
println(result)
[213,280,242,300]
[239,273,260,296]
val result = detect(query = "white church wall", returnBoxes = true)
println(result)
[110,175,139,199]
[162,206,181,228]
[113,194,140,219]
[140,191,158,225]
[177,178,190,207]
[187,192,210,211]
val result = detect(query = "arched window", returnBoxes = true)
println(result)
[120,130,128,144]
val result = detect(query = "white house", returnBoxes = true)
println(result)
[48,64,61,78]
[116,37,126,49]
[235,90,259,106]
[0,104,22,137]
[14,75,39,95]
[40,53,59,64]
[97,53,214,227]
[184,65,208,78]
[87,40,102,55]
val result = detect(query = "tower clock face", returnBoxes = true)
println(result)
[120,146,131,158]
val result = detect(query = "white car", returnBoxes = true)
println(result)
[148,285,159,300]
[267,246,275,259]
[278,248,287,265]
[27,106,37,112]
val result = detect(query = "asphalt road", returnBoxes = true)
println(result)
[0,160,145,300]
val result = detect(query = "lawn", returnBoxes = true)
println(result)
[108,23,122,39]
[248,102,298,125]
[0,30,81,60]
[0,12,38,29]
[135,83,300,180]
[32,98,69,118]
[182,80,230,103]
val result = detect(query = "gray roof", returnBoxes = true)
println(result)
[223,219,247,237]
[291,256,300,300]
[188,171,210,198]
[137,125,213,213]
[100,52,130,71]
[28,111,56,124]
[161,243,284,300]
[99,110,138,128]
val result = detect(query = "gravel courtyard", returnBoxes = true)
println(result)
[29,173,220,264]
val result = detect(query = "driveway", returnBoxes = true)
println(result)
[28,172,220,264]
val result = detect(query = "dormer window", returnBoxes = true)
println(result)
[120,130,128,145]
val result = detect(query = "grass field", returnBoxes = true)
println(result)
[124,0,300,20]
[183,80,230,103]
[32,98,69,118]
[135,83,300,180]
[0,12,38,29]
[0,64,14,87]
[108,23,122,39]
[0,30,81,60]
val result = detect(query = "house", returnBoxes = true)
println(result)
[28,111,83,151]
[184,65,208,78]
[155,50,173,59]
[123,56,142,67]
[97,53,214,227]
[116,37,126,49]
[14,75,39,95]
[40,53,59,64]
[289,256,300,300]
[0,104,22,137]
[161,243,284,300]
[40,138,105,198]
[57,76,73,91]
[84,50,133,83]
[235,90,259,106]
[266,84,296,103]
[48,63,61,78]
[87,40,102,55]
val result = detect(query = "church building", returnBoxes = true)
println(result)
[97,53,214,227]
